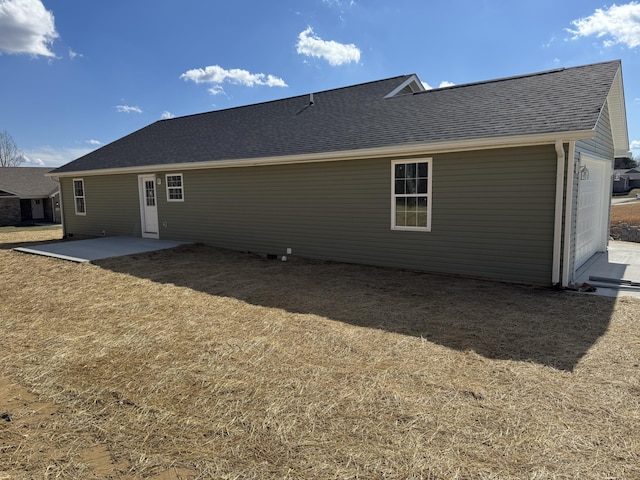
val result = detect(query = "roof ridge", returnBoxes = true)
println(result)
[159,74,415,122]
[413,59,621,94]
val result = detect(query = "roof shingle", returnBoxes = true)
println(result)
[53,61,622,174]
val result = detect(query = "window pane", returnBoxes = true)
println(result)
[417,179,427,194]
[417,162,428,178]
[395,197,406,226]
[168,175,182,188]
[74,181,84,196]
[406,163,416,179]
[406,197,417,226]
[417,197,428,227]
[76,198,85,213]
[395,180,405,194]
[395,164,405,179]
[405,178,416,194]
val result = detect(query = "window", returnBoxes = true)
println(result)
[73,179,86,215]
[166,174,184,202]
[391,159,432,231]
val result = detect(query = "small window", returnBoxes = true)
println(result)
[166,174,184,202]
[73,179,86,215]
[391,159,432,231]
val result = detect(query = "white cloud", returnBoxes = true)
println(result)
[115,105,142,114]
[86,139,101,145]
[22,145,97,167]
[421,80,455,90]
[21,154,45,166]
[630,140,640,149]
[180,65,288,93]
[296,27,361,66]
[208,85,226,96]
[0,0,58,57]
[567,2,640,48]
[161,111,175,120]
[68,48,82,59]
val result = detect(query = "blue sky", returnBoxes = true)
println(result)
[1,0,639,167]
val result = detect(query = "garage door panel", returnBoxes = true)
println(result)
[575,156,609,268]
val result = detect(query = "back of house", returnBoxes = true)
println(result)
[50,60,629,286]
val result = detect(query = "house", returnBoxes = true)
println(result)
[613,170,630,194]
[613,167,640,194]
[0,167,60,226]
[49,60,629,287]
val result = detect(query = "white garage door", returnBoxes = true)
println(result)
[575,155,611,268]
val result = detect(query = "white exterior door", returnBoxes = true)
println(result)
[138,175,159,239]
[575,155,610,268]
[31,199,44,219]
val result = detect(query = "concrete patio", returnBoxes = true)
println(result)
[14,236,186,263]
[575,240,640,298]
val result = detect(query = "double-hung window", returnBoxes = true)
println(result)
[166,174,184,202]
[73,179,86,215]
[391,159,432,231]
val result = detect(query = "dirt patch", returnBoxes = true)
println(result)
[611,201,640,226]
[2,228,640,479]
[610,201,640,241]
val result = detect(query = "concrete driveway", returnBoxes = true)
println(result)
[575,240,640,298]
[14,236,186,263]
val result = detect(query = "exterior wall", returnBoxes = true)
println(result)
[0,197,20,226]
[570,100,615,281]
[59,145,558,284]
[60,175,142,237]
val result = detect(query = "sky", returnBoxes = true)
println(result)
[0,0,639,168]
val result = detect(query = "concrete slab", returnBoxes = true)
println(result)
[575,240,640,298]
[14,236,186,263]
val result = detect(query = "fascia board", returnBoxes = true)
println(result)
[48,130,596,178]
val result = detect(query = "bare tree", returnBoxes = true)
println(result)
[0,130,24,167]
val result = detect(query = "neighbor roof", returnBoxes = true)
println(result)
[52,60,627,175]
[0,167,59,197]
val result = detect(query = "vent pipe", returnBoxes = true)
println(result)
[309,93,314,105]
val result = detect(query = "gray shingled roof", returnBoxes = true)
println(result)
[53,60,622,174]
[0,167,59,197]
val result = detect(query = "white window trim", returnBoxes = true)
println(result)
[391,158,432,231]
[73,178,86,215]
[165,173,184,202]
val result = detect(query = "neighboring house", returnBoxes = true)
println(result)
[613,167,640,194]
[0,167,60,226]
[49,60,629,287]
[613,170,630,194]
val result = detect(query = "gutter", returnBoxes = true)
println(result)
[47,130,597,178]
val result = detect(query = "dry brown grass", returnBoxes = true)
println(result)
[1,228,639,479]
[611,201,640,226]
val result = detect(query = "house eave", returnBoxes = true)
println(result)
[48,130,596,178]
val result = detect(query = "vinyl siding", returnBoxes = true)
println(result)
[61,175,142,237]
[60,144,558,284]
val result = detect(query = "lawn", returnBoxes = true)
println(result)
[1,228,639,479]
[610,200,640,226]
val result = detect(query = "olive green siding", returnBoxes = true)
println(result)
[569,100,615,281]
[61,175,142,237]
[61,144,558,284]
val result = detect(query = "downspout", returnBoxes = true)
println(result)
[552,140,565,286]
[52,177,66,237]
[562,143,577,287]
